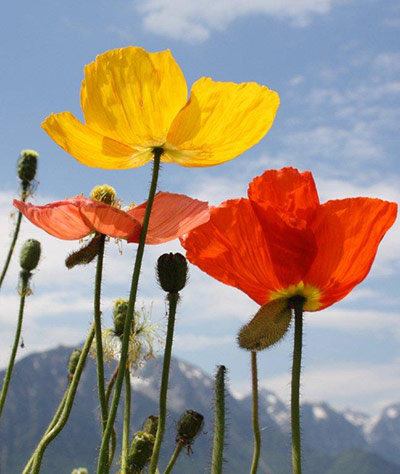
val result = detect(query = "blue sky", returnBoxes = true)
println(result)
[1,0,399,415]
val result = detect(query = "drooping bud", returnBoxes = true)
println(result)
[238,298,292,351]
[157,253,188,293]
[176,410,204,445]
[19,239,41,273]
[68,349,82,378]
[17,150,38,187]
[90,184,116,205]
[71,468,88,474]
[142,415,159,436]
[113,298,129,337]
[65,234,103,269]
[127,431,155,473]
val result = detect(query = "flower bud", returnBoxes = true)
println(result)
[19,239,41,272]
[113,298,129,337]
[238,298,292,351]
[176,410,204,445]
[17,150,38,186]
[71,469,88,474]
[68,349,82,377]
[90,184,116,205]
[142,415,159,436]
[65,234,103,269]
[157,253,188,293]
[127,431,155,473]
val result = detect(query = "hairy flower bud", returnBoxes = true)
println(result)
[157,253,188,293]
[68,349,82,377]
[142,415,159,436]
[19,239,41,272]
[113,298,129,337]
[90,184,116,205]
[17,150,38,186]
[127,431,155,473]
[176,410,204,445]
[238,298,292,351]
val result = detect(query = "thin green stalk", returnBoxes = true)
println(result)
[163,441,184,474]
[291,298,304,474]
[0,183,28,290]
[211,365,226,474]
[149,292,179,474]
[94,235,108,431]
[25,324,95,474]
[24,382,70,472]
[106,364,119,471]
[106,364,119,405]
[97,149,162,474]
[0,271,29,420]
[250,351,261,474]
[121,368,131,473]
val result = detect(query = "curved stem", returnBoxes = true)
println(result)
[0,271,29,421]
[26,324,95,474]
[24,382,70,472]
[163,441,184,474]
[149,292,179,474]
[211,365,226,474]
[0,183,28,291]
[97,149,162,474]
[106,364,119,405]
[94,235,108,431]
[250,351,261,474]
[121,368,131,473]
[291,299,304,474]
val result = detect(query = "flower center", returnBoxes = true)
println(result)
[90,184,116,206]
[270,281,321,311]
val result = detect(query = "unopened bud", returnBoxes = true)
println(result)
[68,349,82,377]
[238,298,292,351]
[127,431,155,473]
[17,150,38,186]
[65,234,102,269]
[19,239,41,272]
[176,410,204,445]
[157,253,188,293]
[142,415,159,436]
[90,184,116,205]
[113,298,129,337]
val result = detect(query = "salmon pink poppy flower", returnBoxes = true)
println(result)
[181,167,397,312]
[13,191,209,245]
[41,46,279,169]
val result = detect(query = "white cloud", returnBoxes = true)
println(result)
[136,0,353,42]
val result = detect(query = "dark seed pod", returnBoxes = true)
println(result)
[156,252,188,293]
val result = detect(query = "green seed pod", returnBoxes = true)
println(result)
[71,469,88,474]
[157,253,188,293]
[176,410,204,445]
[127,431,155,473]
[17,150,38,186]
[142,415,159,436]
[19,239,41,272]
[68,349,82,377]
[237,298,292,351]
[113,298,129,337]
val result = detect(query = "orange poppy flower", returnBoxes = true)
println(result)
[181,167,397,311]
[14,192,209,244]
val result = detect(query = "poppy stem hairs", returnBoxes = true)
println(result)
[211,365,227,474]
[250,351,261,474]
[97,148,162,474]
[290,296,305,474]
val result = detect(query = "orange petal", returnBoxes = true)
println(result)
[127,192,209,244]
[13,198,93,240]
[181,198,281,304]
[305,198,397,310]
[77,201,142,239]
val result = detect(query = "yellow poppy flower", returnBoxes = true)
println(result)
[42,47,280,169]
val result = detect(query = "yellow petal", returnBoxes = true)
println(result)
[166,77,280,167]
[81,47,188,147]
[41,112,153,169]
